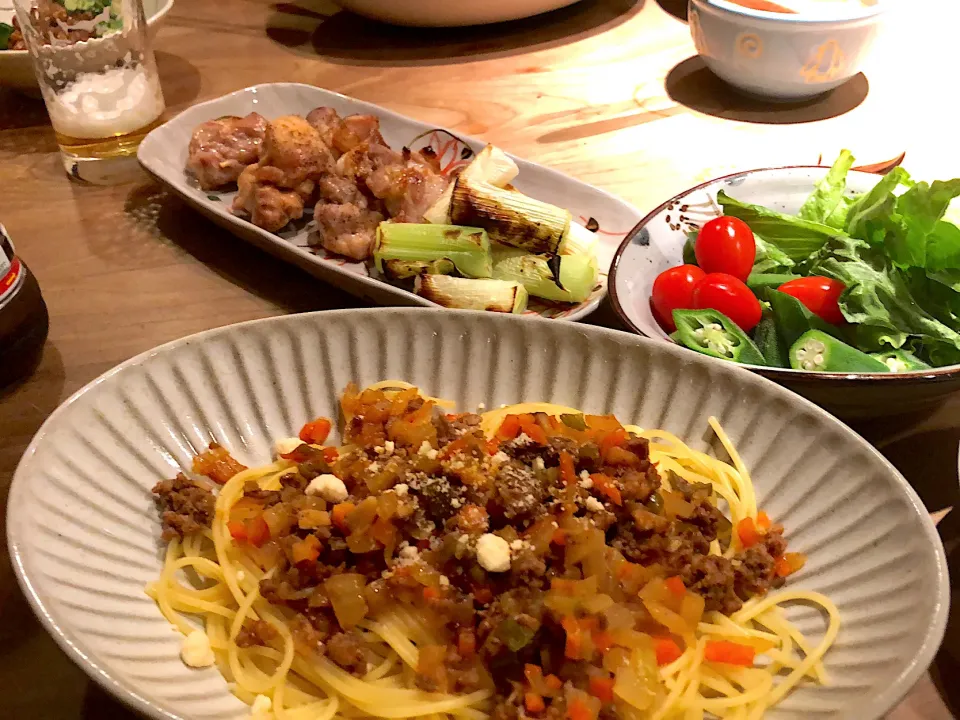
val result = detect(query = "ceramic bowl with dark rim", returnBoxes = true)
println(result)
[608,165,960,420]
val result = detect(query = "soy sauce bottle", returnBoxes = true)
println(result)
[0,224,49,389]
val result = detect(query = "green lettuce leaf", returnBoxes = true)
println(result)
[885,179,960,269]
[717,190,844,263]
[752,233,795,274]
[807,235,960,359]
[844,167,912,240]
[0,23,14,51]
[798,150,855,225]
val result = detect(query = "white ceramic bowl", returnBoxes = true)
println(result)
[608,165,960,419]
[334,0,583,27]
[7,308,949,720]
[688,0,884,100]
[0,0,174,91]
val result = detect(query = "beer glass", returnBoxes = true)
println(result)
[13,0,166,183]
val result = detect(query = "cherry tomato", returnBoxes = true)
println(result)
[692,273,762,331]
[695,217,757,282]
[651,264,706,331]
[778,277,846,324]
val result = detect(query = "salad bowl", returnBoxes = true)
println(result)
[609,163,960,419]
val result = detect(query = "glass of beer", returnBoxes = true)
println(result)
[13,0,166,184]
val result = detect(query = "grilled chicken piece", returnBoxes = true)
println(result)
[233,165,308,233]
[337,143,449,224]
[312,175,385,261]
[332,114,386,155]
[257,115,335,189]
[305,107,342,150]
[186,112,267,190]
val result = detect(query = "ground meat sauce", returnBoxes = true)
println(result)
[152,473,216,541]
[152,385,799,718]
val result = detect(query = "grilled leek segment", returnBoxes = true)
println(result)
[451,177,571,254]
[415,275,528,314]
[381,258,456,281]
[374,223,492,279]
[423,144,519,224]
[491,247,597,303]
[558,221,600,257]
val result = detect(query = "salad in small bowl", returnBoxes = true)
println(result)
[609,152,960,418]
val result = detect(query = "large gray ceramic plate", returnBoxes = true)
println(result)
[7,308,949,719]
[138,83,642,321]
[609,166,960,419]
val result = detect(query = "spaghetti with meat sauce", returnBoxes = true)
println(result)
[149,382,837,719]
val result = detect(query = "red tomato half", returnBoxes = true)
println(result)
[692,273,762,331]
[651,264,706,331]
[695,217,757,282]
[778,277,846,324]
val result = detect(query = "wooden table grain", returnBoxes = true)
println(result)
[1,0,958,717]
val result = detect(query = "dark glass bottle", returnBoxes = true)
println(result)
[0,224,49,389]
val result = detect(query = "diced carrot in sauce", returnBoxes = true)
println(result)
[422,586,441,602]
[485,438,500,455]
[592,630,614,654]
[299,417,332,445]
[520,420,547,445]
[559,451,576,485]
[227,520,248,541]
[567,698,594,720]
[291,534,321,564]
[655,637,683,666]
[192,443,247,484]
[524,664,544,687]
[458,628,476,659]
[704,640,756,666]
[332,502,356,532]
[551,578,578,595]
[590,474,622,506]
[440,437,469,459]
[598,428,627,460]
[496,415,522,441]
[525,693,546,714]
[562,616,582,659]
[551,528,568,546]
[322,447,339,463]
[587,675,615,703]
[545,674,563,691]
[776,552,806,577]
[737,517,761,548]
[246,516,270,547]
[664,575,686,598]
[756,510,772,531]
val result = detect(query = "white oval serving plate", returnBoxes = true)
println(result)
[137,83,643,321]
[7,307,949,720]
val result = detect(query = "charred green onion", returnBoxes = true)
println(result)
[451,178,571,255]
[374,223,492,279]
[381,258,456,282]
[423,144,519,224]
[491,247,596,303]
[414,275,528,314]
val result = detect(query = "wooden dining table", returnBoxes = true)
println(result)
[1,0,958,716]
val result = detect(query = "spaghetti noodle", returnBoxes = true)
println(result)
[148,383,837,719]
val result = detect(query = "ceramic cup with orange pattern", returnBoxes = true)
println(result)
[688,0,885,101]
